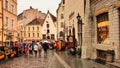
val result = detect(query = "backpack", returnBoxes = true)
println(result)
[38,45,42,50]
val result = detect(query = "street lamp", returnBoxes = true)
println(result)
[1,0,4,46]
[76,13,83,46]
[72,24,76,46]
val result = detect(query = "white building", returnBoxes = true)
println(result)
[42,11,57,40]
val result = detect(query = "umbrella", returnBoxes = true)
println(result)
[41,40,51,43]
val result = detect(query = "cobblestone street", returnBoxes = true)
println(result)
[0,50,63,68]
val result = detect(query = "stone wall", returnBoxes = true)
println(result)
[89,0,120,60]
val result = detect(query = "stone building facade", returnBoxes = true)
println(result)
[82,0,120,60]
[57,0,85,45]
[56,0,120,61]
[57,0,65,40]
[0,0,18,46]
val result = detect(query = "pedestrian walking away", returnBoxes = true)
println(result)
[37,41,42,57]
[31,41,36,56]
[34,43,38,57]
[29,43,33,55]
[42,42,49,57]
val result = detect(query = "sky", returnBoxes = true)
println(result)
[18,0,61,16]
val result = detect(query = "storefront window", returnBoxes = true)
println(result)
[97,12,109,44]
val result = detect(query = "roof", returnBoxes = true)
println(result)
[49,12,56,22]
[27,18,44,25]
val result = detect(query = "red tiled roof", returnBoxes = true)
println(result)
[49,13,56,22]
[27,18,44,25]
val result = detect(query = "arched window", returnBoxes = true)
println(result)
[46,24,49,28]
[59,31,64,37]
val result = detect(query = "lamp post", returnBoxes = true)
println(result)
[77,13,83,46]
[72,24,76,46]
[1,0,4,46]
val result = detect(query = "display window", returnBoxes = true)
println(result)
[97,12,109,44]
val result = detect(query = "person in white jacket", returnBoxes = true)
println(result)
[34,43,38,57]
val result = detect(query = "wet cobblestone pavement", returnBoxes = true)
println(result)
[56,51,111,68]
[0,50,62,68]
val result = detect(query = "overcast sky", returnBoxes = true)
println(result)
[18,0,61,16]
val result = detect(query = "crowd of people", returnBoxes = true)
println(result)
[21,41,49,57]
[18,35,81,57]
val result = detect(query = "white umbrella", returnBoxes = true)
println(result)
[42,40,51,43]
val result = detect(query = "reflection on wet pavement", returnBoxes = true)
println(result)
[57,51,110,68]
[0,50,62,68]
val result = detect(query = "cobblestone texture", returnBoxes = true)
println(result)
[0,50,63,68]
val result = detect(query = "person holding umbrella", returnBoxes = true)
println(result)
[42,42,49,57]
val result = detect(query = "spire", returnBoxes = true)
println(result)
[47,10,49,13]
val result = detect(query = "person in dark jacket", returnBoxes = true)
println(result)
[42,42,49,57]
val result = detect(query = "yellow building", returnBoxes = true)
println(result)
[22,18,44,42]
[0,0,18,46]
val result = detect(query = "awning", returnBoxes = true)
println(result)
[98,21,109,27]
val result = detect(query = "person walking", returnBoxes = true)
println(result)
[29,43,33,55]
[31,41,36,55]
[37,41,42,57]
[34,43,38,57]
[42,42,49,57]
[25,43,29,56]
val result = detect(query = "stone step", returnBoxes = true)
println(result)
[115,60,120,63]
[107,62,120,68]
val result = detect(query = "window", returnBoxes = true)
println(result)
[46,24,49,28]
[11,19,14,28]
[28,27,30,31]
[59,31,64,37]
[6,17,9,26]
[42,34,46,39]
[37,27,39,30]
[97,12,108,23]
[28,33,30,37]
[63,0,65,4]
[62,6,64,11]
[24,32,26,37]
[5,0,8,10]
[61,14,64,19]
[11,5,14,13]
[33,33,35,37]
[37,33,39,37]
[46,21,48,23]
[61,22,64,28]
[97,12,109,44]
[33,27,34,30]
[17,33,20,37]
[47,29,50,33]
[24,27,25,30]
[51,34,54,39]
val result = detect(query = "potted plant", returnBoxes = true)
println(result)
[106,50,115,62]
[77,46,82,58]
